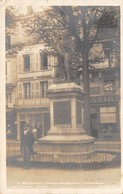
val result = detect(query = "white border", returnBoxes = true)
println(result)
[0,0,122,194]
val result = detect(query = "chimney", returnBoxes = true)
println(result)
[27,6,33,15]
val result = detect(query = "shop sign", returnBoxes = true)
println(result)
[90,95,119,103]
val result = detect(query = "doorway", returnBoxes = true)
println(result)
[91,113,98,138]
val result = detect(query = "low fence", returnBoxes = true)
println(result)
[6,140,121,169]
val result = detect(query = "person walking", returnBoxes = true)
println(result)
[20,123,35,170]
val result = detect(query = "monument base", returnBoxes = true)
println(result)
[38,128,95,164]
[37,82,95,164]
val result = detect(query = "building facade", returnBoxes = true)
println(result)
[6,55,17,139]
[89,33,120,140]
[89,67,120,140]
[6,7,120,141]
[16,44,58,140]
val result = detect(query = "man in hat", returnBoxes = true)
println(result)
[20,123,35,170]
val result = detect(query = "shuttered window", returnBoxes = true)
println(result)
[40,53,48,70]
[23,82,30,99]
[18,55,23,73]
[40,81,48,98]
[40,53,58,70]
[35,53,39,70]
[30,53,34,71]
[23,54,30,72]
[18,83,23,99]
[35,81,40,98]
[31,82,35,98]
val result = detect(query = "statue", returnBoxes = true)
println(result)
[56,47,70,80]
[55,31,74,81]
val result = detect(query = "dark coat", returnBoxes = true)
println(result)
[20,130,35,153]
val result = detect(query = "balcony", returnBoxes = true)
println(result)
[16,97,50,108]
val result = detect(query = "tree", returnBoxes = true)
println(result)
[5,6,24,55]
[22,6,119,134]
[5,6,18,28]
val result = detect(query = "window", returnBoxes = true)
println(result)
[7,94,12,103]
[40,81,48,98]
[104,48,115,67]
[104,80,115,95]
[100,107,116,123]
[23,83,30,99]
[40,53,57,70]
[100,106,117,134]
[90,87,100,95]
[40,53,48,70]
[104,49,110,59]
[23,54,30,72]
[6,35,11,50]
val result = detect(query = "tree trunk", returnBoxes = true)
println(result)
[81,52,91,135]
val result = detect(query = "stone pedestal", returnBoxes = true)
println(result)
[38,81,95,163]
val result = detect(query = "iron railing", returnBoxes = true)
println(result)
[6,140,121,169]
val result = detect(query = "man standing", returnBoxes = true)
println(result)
[20,123,35,170]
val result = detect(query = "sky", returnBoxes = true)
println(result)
[4,0,122,13]
[5,0,46,13]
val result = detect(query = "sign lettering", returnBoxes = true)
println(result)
[90,95,119,103]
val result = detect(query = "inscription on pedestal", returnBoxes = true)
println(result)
[54,101,71,125]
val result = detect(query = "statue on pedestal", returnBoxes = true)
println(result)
[55,31,75,81]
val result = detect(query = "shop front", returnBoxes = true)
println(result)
[17,108,50,140]
[6,109,17,139]
[90,94,120,140]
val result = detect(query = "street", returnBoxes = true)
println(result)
[6,166,120,189]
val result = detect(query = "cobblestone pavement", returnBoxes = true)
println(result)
[6,165,121,189]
